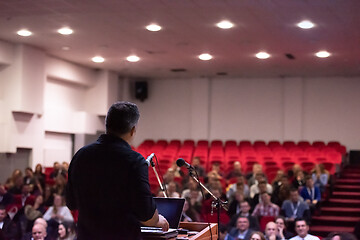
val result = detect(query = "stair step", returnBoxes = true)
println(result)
[310,226,354,237]
[332,191,360,199]
[312,216,360,226]
[321,207,360,217]
[334,185,360,191]
[336,179,360,184]
[325,199,360,208]
[342,173,360,178]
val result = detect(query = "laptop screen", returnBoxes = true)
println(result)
[154,197,185,229]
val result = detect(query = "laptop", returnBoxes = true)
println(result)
[141,197,185,239]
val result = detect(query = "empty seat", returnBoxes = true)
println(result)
[312,141,326,149]
[197,140,209,147]
[183,139,195,147]
[283,141,296,149]
[211,140,223,147]
[225,140,238,148]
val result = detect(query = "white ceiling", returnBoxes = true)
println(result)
[0,0,360,79]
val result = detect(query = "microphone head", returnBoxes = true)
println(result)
[176,158,186,167]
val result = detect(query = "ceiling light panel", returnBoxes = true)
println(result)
[91,56,105,63]
[315,51,331,58]
[127,55,140,62]
[256,52,270,59]
[58,27,73,35]
[17,29,32,37]
[146,24,162,32]
[216,20,234,29]
[199,53,213,61]
[297,20,315,29]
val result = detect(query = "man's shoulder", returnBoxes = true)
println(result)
[307,234,320,240]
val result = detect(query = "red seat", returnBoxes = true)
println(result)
[300,160,315,172]
[197,140,209,147]
[260,216,276,231]
[283,141,296,149]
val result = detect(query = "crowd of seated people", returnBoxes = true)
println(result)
[0,154,350,240]
[0,161,75,240]
[156,157,332,239]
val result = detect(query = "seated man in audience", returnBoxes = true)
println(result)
[227,175,250,202]
[271,175,291,207]
[281,188,310,233]
[158,181,180,198]
[299,175,321,215]
[31,223,48,240]
[275,216,295,240]
[289,218,320,240]
[226,216,254,240]
[22,217,49,240]
[228,200,260,231]
[0,205,20,240]
[226,161,243,179]
[251,180,273,209]
[250,175,273,199]
[252,192,279,218]
[265,221,280,240]
[191,157,206,179]
[0,185,13,207]
[247,164,264,187]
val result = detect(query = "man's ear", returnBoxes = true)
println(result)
[130,126,136,137]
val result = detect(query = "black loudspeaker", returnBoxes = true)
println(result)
[135,81,148,102]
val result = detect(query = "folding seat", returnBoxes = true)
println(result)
[254,140,266,148]
[336,145,347,155]
[299,160,315,172]
[239,140,252,148]
[225,150,241,171]
[169,139,181,147]
[211,140,223,147]
[225,140,238,148]
[142,139,155,147]
[325,151,342,164]
[327,141,340,148]
[183,139,195,147]
[264,166,281,183]
[177,146,194,162]
[312,141,326,149]
[156,139,168,147]
[268,141,281,149]
[282,160,297,172]
[193,148,208,166]
[298,141,311,149]
[283,141,296,149]
[322,162,336,175]
[197,140,209,147]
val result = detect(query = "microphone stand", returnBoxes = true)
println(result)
[188,167,228,240]
[149,158,167,198]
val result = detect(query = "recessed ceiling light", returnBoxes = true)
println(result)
[127,55,140,62]
[146,24,162,32]
[62,46,71,51]
[256,52,270,59]
[198,53,213,61]
[58,27,73,35]
[315,51,331,58]
[216,20,234,29]
[17,29,32,37]
[297,20,315,29]
[91,56,105,63]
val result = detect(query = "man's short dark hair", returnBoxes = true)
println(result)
[105,101,140,135]
[290,187,298,193]
[0,205,5,211]
[294,217,308,226]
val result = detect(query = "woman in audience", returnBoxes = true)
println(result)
[271,170,285,189]
[57,221,76,240]
[158,181,180,198]
[5,169,23,190]
[34,164,46,191]
[181,197,201,222]
[249,231,266,240]
[275,216,294,240]
[51,175,67,197]
[311,163,329,193]
[43,194,74,239]
[24,167,43,195]
[291,170,306,190]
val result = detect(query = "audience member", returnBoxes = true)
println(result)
[311,164,329,193]
[207,163,224,182]
[289,218,319,240]
[0,185,13,207]
[181,197,200,222]
[326,232,357,240]
[20,184,35,207]
[8,176,24,195]
[31,223,47,240]
[158,181,180,198]
[191,157,206,179]
[23,195,46,233]
[265,221,279,240]
[228,191,245,218]
[5,169,23,190]
[49,162,66,180]
[271,170,285,189]
[228,200,260,231]
[250,176,273,199]
[281,188,310,232]
[34,164,46,191]
[275,216,295,240]
[292,171,305,190]
[252,193,279,218]
[247,164,265,187]
[57,221,76,240]
[226,161,243,179]
[248,231,266,240]
[271,175,291,207]
[43,194,73,239]
[43,186,54,207]
[181,178,202,210]
[226,216,254,240]
[227,175,250,201]
[251,180,272,209]
[0,205,20,240]
[51,175,67,197]
[300,176,321,215]
[21,217,48,240]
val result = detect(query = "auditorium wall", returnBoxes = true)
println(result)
[1,40,360,172]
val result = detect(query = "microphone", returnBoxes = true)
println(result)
[176,158,194,169]
[145,153,155,167]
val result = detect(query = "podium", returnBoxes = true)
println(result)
[179,222,218,240]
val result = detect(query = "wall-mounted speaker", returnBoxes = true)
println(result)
[135,81,148,102]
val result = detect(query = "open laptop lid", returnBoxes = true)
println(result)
[154,197,185,229]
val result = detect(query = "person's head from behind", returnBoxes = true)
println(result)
[32,223,47,240]
[250,231,266,240]
[290,187,300,202]
[236,216,250,232]
[105,101,140,142]
[294,218,309,238]
[265,221,278,238]
[0,205,7,222]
